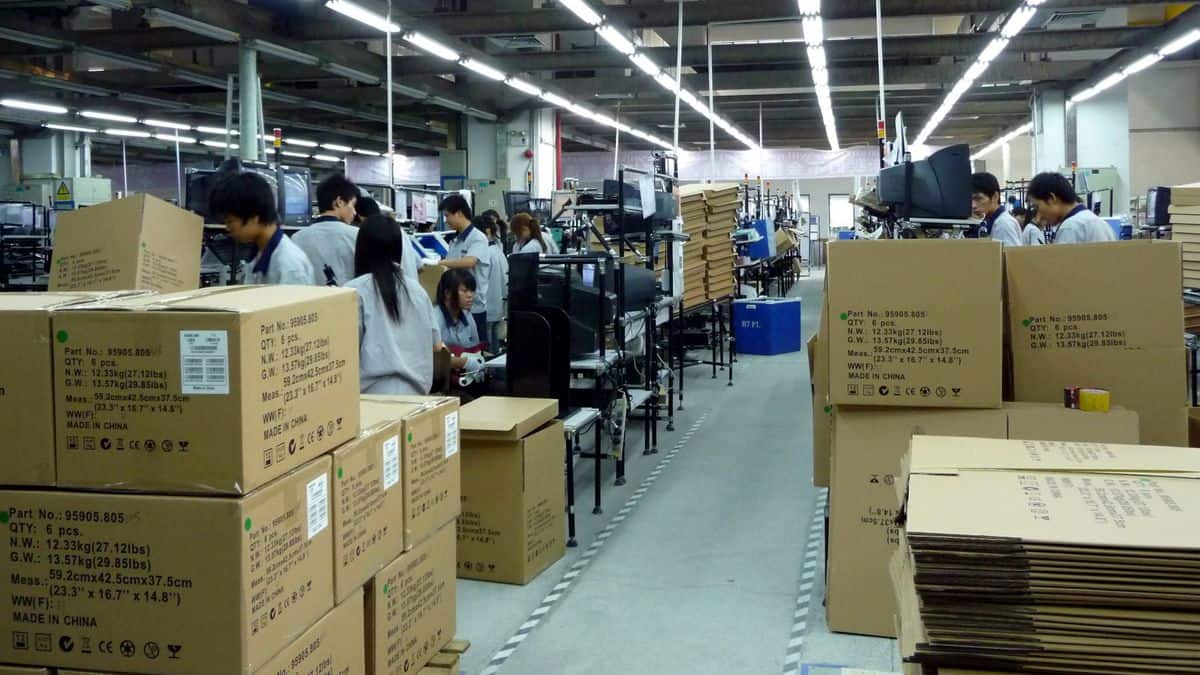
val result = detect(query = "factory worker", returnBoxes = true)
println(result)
[481,216,509,352]
[1026,172,1117,244]
[434,268,486,374]
[1018,207,1047,246]
[210,171,313,285]
[971,172,1023,247]
[511,212,556,254]
[439,195,492,346]
[293,173,359,286]
[345,215,436,396]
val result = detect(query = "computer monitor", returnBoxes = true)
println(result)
[504,191,532,218]
[280,167,313,226]
[877,144,972,220]
[1147,187,1171,227]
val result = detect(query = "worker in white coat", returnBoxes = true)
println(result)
[1026,172,1117,244]
[1013,207,1046,246]
[293,174,359,286]
[971,172,1023,247]
[482,215,509,352]
[209,171,313,285]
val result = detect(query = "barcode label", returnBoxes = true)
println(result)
[306,474,329,539]
[444,411,459,458]
[382,435,400,491]
[179,331,229,395]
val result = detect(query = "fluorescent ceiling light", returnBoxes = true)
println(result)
[118,93,184,109]
[630,53,660,76]
[260,90,306,105]
[1001,6,1037,38]
[45,123,96,133]
[352,148,382,156]
[506,77,542,97]
[313,154,342,162]
[324,62,381,85]
[540,92,571,108]
[201,140,238,149]
[105,128,151,138]
[596,25,636,55]
[978,37,1009,63]
[1124,52,1163,75]
[653,71,680,93]
[1160,29,1200,56]
[172,70,227,88]
[559,0,603,26]
[797,0,821,15]
[196,126,238,135]
[430,96,467,112]
[154,133,196,143]
[76,47,162,72]
[461,58,505,81]
[0,27,70,50]
[321,143,352,152]
[802,17,824,46]
[281,150,310,158]
[807,46,826,70]
[405,32,459,61]
[30,78,112,96]
[147,8,239,42]
[143,119,191,130]
[324,0,401,32]
[245,39,320,66]
[1,98,68,114]
[286,138,319,147]
[89,0,132,8]
[1095,71,1127,92]
[81,110,137,123]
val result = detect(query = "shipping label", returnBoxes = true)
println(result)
[1017,313,1129,351]
[336,455,393,570]
[836,308,974,401]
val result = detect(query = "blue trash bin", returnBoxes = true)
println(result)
[733,297,803,355]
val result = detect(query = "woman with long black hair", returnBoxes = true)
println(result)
[345,215,437,395]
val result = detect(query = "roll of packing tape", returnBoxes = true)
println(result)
[1078,388,1111,413]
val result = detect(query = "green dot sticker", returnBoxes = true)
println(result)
[839,312,848,321]
[383,583,391,595]
[337,467,344,479]
[1022,318,1032,328]
[823,405,833,414]
[407,432,413,443]
[243,517,252,532]
[0,512,9,524]
[56,330,69,344]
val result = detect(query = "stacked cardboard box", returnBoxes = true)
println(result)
[0,286,463,675]
[1170,183,1200,291]
[679,185,709,308]
[894,436,1200,675]
[703,185,739,299]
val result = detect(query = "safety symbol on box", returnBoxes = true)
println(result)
[952,387,962,398]
[120,640,136,658]
[863,385,875,397]
[67,436,79,450]
[879,385,889,396]
[100,438,112,450]
[936,386,947,398]
[920,386,931,398]
[59,635,75,653]
[168,644,182,660]
[847,384,859,396]
[35,633,51,652]
[144,641,160,659]
[12,631,29,651]
[84,437,95,451]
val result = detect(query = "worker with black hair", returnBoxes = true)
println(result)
[481,216,509,352]
[293,173,360,286]
[971,172,1023,247]
[355,196,381,224]
[1014,207,1046,246]
[438,194,491,347]
[210,171,313,285]
[1026,172,1116,244]
[345,214,437,395]
[434,268,486,375]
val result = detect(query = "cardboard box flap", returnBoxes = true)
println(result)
[908,436,1200,478]
[460,396,559,440]
[0,292,107,312]
[60,285,352,314]
[360,394,457,428]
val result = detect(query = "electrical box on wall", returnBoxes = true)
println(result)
[508,130,529,147]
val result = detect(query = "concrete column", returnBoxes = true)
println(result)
[465,117,497,180]
[1033,89,1067,173]
[1127,61,1200,197]
[238,45,259,162]
[1074,82,1130,215]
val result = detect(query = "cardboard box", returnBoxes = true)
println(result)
[1190,408,1200,448]
[359,396,460,550]
[52,285,360,494]
[0,667,48,674]
[825,240,1003,408]
[458,397,565,584]
[366,524,456,675]
[255,591,365,675]
[809,304,832,487]
[418,264,447,304]
[332,415,407,603]
[1006,242,1188,446]
[0,293,112,487]
[0,456,334,674]
[827,403,1139,637]
[50,193,203,293]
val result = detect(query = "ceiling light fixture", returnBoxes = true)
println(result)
[461,58,506,81]
[146,8,240,42]
[281,150,310,158]
[244,39,320,66]
[0,98,68,114]
[970,121,1032,160]
[154,133,197,144]
[201,139,238,149]
[352,148,382,156]
[196,126,239,135]
[142,119,191,130]
[76,46,162,72]
[1123,52,1163,75]
[0,27,70,50]
[798,2,838,150]
[630,53,660,77]
[312,154,342,162]
[323,62,381,85]
[559,0,603,26]
[404,31,459,61]
[321,143,352,152]
[505,77,542,97]
[80,110,137,123]
[45,123,96,133]
[105,128,151,138]
[1160,28,1200,56]
[596,24,636,55]
[324,0,401,32]
[285,138,319,147]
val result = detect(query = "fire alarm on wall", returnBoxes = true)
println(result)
[523,149,534,159]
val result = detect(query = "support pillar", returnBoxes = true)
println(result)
[1033,89,1066,173]
[238,45,260,162]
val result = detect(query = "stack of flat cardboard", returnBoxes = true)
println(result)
[704,184,740,299]
[1187,299,1200,334]
[1170,183,1200,291]
[894,436,1200,675]
[680,185,709,308]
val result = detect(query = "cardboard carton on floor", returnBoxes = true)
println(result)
[1006,241,1187,446]
[458,397,565,584]
[366,523,456,675]
[331,414,407,603]
[50,193,203,293]
[825,240,1003,408]
[0,456,334,674]
[826,403,1139,637]
[359,396,460,550]
[808,299,832,487]
[52,285,359,494]
[0,667,48,674]
[0,292,126,487]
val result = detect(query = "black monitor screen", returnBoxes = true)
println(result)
[281,169,312,225]
[877,144,972,220]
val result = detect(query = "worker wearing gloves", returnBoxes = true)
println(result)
[1026,172,1117,244]
[210,171,313,285]
[971,172,1023,247]
[293,173,360,286]
[345,215,436,396]
[438,195,492,347]
[434,268,487,376]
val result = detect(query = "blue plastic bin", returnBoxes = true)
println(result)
[733,297,803,355]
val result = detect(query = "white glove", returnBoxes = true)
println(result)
[464,352,485,374]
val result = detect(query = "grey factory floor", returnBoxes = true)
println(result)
[457,271,902,675]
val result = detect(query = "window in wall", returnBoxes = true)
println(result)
[829,194,854,232]
[797,194,811,215]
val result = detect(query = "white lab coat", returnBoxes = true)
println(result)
[291,216,358,286]
[988,209,1024,247]
[1055,207,1117,244]
[1023,223,1046,246]
[245,229,314,285]
[346,270,436,395]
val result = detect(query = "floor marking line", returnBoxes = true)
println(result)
[781,487,827,675]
